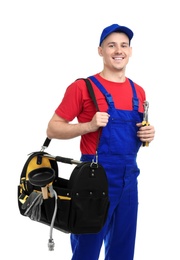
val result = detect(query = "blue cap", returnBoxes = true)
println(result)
[99,24,134,46]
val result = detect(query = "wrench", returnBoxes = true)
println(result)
[142,101,149,147]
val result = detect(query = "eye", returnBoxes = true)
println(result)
[108,43,115,48]
[122,44,129,48]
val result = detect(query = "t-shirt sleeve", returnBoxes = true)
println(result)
[55,80,84,122]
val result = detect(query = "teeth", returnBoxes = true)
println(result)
[114,57,122,60]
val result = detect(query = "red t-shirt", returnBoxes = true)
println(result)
[55,73,146,154]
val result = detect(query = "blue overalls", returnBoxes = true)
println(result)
[70,76,143,260]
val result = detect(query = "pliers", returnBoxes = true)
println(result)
[142,101,149,147]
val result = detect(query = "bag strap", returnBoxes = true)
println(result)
[82,78,100,111]
[41,137,51,150]
[42,78,100,154]
[82,78,102,161]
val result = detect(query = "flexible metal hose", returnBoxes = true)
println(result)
[48,189,58,251]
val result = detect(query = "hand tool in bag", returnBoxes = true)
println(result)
[142,100,149,147]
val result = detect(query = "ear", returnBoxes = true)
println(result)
[98,46,103,57]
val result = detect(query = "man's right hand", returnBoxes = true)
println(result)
[89,112,110,132]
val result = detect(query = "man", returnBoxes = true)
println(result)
[47,23,155,260]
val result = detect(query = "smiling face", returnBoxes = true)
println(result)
[98,32,132,75]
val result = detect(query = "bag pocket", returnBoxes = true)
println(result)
[69,190,109,234]
[55,196,71,233]
[42,185,72,233]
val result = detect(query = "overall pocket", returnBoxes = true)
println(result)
[109,117,140,155]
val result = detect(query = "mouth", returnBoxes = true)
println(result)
[113,57,124,61]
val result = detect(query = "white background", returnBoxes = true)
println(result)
[0,0,180,259]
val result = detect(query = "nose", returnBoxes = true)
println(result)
[115,45,122,54]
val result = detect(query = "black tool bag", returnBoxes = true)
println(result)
[18,138,109,235]
[18,78,109,237]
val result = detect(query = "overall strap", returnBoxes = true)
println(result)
[128,78,139,111]
[89,76,139,111]
[88,76,115,108]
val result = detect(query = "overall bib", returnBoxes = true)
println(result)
[70,76,143,260]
